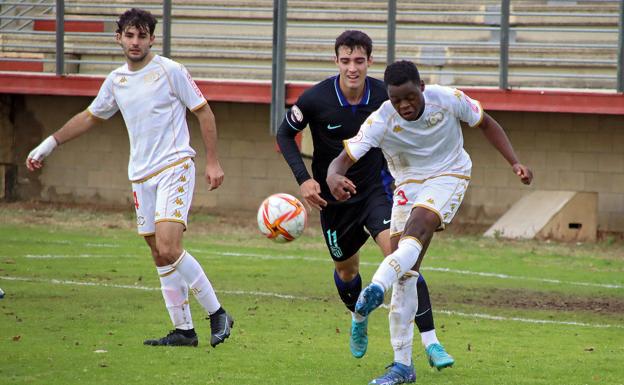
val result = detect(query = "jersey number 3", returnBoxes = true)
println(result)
[396,190,408,206]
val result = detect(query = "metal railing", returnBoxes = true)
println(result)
[0,0,622,131]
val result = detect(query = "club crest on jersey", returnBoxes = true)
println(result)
[290,105,303,124]
[143,71,160,84]
[393,125,403,133]
[425,111,444,127]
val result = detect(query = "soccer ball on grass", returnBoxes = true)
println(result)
[257,193,307,242]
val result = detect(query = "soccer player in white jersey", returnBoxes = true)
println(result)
[327,60,533,384]
[25,8,233,348]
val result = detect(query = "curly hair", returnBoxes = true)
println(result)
[384,60,421,87]
[116,8,157,35]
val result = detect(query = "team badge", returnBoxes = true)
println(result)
[290,105,303,124]
[143,71,160,84]
[425,111,444,127]
[393,125,403,133]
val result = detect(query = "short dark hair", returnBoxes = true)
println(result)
[384,60,421,87]
[116,8,157,35]
[334,30,373,58]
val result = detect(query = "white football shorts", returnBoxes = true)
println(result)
[390,175,470,236]
[131,158,195,236]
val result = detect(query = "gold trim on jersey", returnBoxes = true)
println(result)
[390,231,403,238]
[131,157,192,184]
[190,99,208,112]
[343,140,358,162]
[85,108,106,121]
[469,100,485,128]
[395,173,470,188]
[139,231,155,237]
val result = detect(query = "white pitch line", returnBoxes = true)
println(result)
[201,250,624,290]
[1,275,621,330]
[12,249,624,290]
[0,276,318,300]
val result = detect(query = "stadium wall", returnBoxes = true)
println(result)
[1,81,623,233]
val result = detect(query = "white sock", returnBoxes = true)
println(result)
[389,271,419,366]
[372,237,422,291]
[173,250,221,314]
[156,265,193,330]
[421,330,440,348]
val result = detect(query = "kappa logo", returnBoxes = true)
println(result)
[327,123,342,130]
[118,76,128,85]
[175,198,184,206]
[426,198,435,205]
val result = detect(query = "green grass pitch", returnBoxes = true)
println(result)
[1,204,623,384]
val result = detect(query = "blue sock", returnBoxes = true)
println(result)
[334,270,362,313]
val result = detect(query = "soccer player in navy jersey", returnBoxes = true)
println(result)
[276,31,454,368]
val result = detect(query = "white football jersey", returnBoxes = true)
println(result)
[88,55,207,181]
[344,84,483,185]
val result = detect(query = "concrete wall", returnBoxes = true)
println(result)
[463,110,624,232]
[3,94,623,232]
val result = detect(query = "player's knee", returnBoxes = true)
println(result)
[155,244,182,264]
[335,266,358,282]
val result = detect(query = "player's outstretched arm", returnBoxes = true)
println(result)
[326,150,357,201]
[26,110,100,171]
[276,115,327,211]
[478,113,533,185]
[193,103,224,191]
